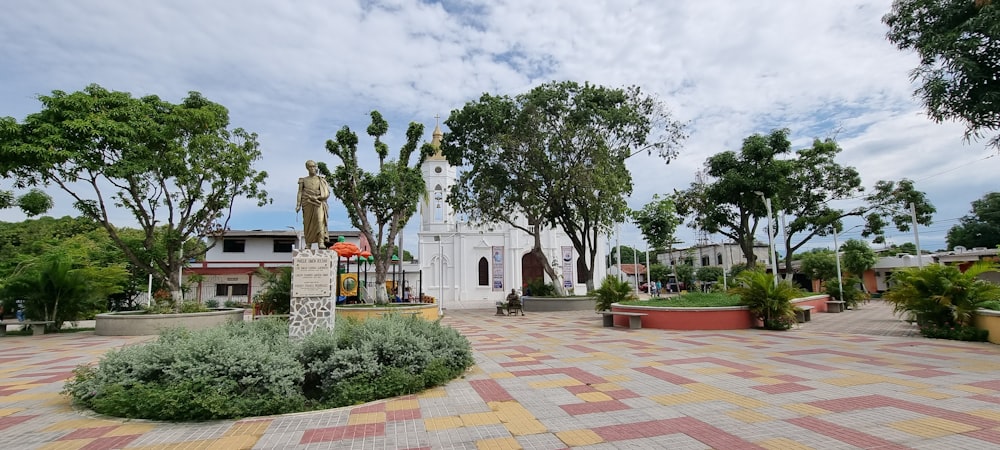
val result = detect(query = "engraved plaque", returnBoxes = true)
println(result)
[292,254,333,297]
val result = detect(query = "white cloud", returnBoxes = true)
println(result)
[1,0,995,254]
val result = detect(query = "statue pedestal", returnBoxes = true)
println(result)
[289,248,335,338]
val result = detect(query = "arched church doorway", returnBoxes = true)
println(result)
[521,252,544,288]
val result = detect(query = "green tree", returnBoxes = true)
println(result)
[696,266,724,284]
[799,249,838,284]
[2,236,128,329]
[254,267,292,315]
[442,81,686,292]
[840,239,877,293]
[648,263,670,284]
[322,111,434,304]
[632,194,680,250]
[675,131,935,276]
[946,192,1000,249]
[675,263,695,290]
[607,245,646,265]
[884,0,1000,149]
[0,84,270,305]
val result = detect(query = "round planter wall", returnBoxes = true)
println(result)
[522,296,595,312]
[974,309,1000,345]
[95,308,245,336]
[611,304,754,330]
[336,303,439,321]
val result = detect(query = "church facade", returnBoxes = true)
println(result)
[416,124,609,310]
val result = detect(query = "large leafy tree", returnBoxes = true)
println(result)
[442,81,686,292]
[632,194,680,251]
[674,129,794,267]
[884,0,1000,149]
[2,235,129,329]
[0,117,54,216]
[321,111,434,304]
[0,84,270,303]
[841,238,878,293]
[675,130,935,274]
[946,192,1000,249]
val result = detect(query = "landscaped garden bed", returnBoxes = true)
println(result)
[95,308,245,336]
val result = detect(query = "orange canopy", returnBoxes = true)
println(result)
[330,241,360,258]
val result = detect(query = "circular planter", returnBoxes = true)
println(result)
[522,296,595,312]
[974,309,1000,345]
[610,303,754,330]
[95,308,245,336]
[336,303,439,321]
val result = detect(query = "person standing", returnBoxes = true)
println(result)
[296,160,330,248]
[15,298,26,322]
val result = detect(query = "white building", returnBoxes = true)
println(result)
[189,230,422,304]
[416,123,608,310]
[658,242,771,271]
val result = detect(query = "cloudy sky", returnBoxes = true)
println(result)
[1,0,995,256]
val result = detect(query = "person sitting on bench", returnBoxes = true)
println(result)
[505,289,524,316]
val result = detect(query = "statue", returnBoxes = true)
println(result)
[296,160,330,248]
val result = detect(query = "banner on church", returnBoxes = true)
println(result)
[561,246,574,288]
[492,246,504,291]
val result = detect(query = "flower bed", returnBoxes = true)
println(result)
[522,296,594,312]
[608,294,831,330]
[95,308,245,336]
[336,303,439,321]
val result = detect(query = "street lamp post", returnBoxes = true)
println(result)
[832,225,844,303]
[755,192,779,287]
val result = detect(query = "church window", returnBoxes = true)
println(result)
[717,253,723,265]
[701,256,710,267]
[435,166,442,173]
[478,257,488,286]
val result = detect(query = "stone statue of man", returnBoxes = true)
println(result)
[296,160,330,247]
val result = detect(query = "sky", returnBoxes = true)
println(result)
[1,0,996,257]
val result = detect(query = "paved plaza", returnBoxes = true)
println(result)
[2,300,1000,449]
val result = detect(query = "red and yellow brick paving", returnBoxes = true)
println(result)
[2,300,1000,449]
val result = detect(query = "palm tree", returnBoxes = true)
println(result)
[884,261,1000,328]
[729,270,801,330]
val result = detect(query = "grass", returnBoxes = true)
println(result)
[620,292,742,308]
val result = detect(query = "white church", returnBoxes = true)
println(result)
[416,123,609,310]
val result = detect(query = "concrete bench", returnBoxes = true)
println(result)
[597,311,647,329]
[0,321,55,336]
[795,305,815,323]
[826,300,846,313]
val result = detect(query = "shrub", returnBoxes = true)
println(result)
[64,315,474,420]
[885,261,1000,333]
[824,276,869,309]
[298,314,473,407]
[979,300,1000,311]
[204,299,220,308]
[254,267,291,314]
[918,322,989,342]
[591,276,638,311]
[729,270,801,330]
[63,320,305,420]
[524,278,556,297]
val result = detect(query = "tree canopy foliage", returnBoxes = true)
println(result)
[632,194,680,251]
[840,238,877,293]
[884,0,1000,149]
[441,81,686,291]
[946,192,1000,249]
[674,129,935,275]
[0,84,270,303]
[321,111,434,304]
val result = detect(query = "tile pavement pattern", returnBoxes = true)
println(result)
[2,300,1000,449]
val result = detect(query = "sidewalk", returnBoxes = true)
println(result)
[2,300,999,449]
